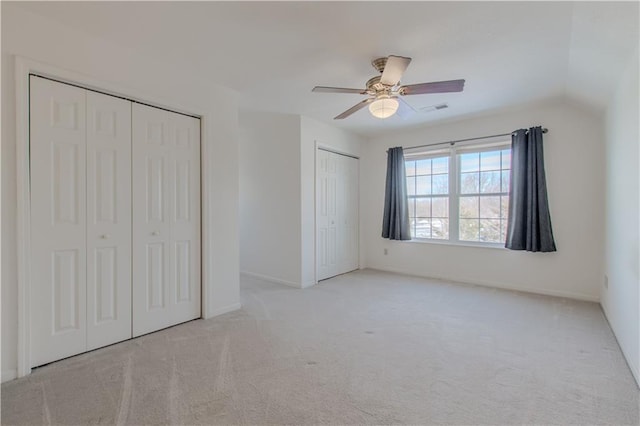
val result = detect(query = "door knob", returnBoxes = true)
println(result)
[100,234,110,239]
[152,231,160,236]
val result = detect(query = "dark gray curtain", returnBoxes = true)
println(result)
[382,147,411,240]
[505,127,556,252]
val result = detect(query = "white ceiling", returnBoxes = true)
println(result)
[13,1,639,135]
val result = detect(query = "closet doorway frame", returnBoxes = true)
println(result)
[14,56,210,378]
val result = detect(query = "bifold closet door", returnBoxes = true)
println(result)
[132,103,201,337]
[29,77,132,367]
[86,91,132,351]
[316,149,359,281]
[30,77,88,367]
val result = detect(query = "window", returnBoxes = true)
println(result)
[405,143,511,245]
[406,155,449,239]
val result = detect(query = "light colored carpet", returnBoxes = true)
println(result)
[2,269,638,425]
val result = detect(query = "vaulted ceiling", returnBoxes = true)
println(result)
[11,1,639,135]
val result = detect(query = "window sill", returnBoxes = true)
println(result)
[401,238,507,250]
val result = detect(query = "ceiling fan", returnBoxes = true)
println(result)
[312,55,465,120]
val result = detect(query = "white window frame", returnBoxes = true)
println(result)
[405,140,511,248]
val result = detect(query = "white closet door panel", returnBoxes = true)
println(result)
[169,112,201,325]
[132,104,200,337]
[316,150,359,281]
[86,91,132,350]
[316,150,331,280]
[30,76,87,367]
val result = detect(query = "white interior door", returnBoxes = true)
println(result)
[30,76,88,366]
[132,103,201,337]
[86,91,132,351]
[316,149,359,281]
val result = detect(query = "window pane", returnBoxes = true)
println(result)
[501,170,510,193]
[479,219,501,242]
[479,196,501,219]
[410,218,417,238]
[459,196,479,219]
[480,151,501,171]
[459,219,479,241]
[432,174,448,195]
[416,176,431,195]
[431,196,449,218]
[415,218,431,239]
[460,153,479,173]
[407,198,416,218]
[432,157,449,174]
[480,171,501,193]
[406,176,416,196]
[405,161,415,177]
[416,198,431,217]
[501,149,511,169]
[432,218,449,239]
[460,172,479,194]
[501,196,510,219]
[415,159,431,175]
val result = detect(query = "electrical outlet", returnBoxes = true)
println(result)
[604,274,609,289]
[383,248,388,255]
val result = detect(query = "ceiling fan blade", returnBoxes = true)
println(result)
[394,96,417,119]
[400,79,465,95]
[380,55,412,86]
[334,98,374,120]
[312,86,367,94]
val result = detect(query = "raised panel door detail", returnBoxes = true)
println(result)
[328,177,337,217]
[175,160,190,222]
[52,250,79,334]
[94,149,117,224]
[146,122,165,145]
[147,156,164,222]
[94,247,117,323]
[94,110,116,138]
[52,142,79,225]
[318,228,327,269]
[175,241,191,302]
[147,243,165,310]
[328,227,337,266]
[176,127,191,148]
[50,99,78,129]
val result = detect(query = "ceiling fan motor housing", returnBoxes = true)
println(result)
[366,76,390,94]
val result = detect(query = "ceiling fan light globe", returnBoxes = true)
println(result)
[369,97,399,119]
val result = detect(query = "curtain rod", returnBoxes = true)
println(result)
[398,128,548,152]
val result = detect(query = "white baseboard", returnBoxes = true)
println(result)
[240,270,302,289]
[2,369,17,383]
[366,267,600,302]
[207,302,242,318]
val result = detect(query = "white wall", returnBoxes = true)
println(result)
[601,52,639,385]
[239,112,302,287]
[2,4,241,381]
[238,113,364,288]
[300,117,365,286]
[361,99,605,302]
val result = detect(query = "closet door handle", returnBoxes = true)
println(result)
[100,234,110,240]
[152,231,160,236]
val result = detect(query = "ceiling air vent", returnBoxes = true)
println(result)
[420,103,449,112]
